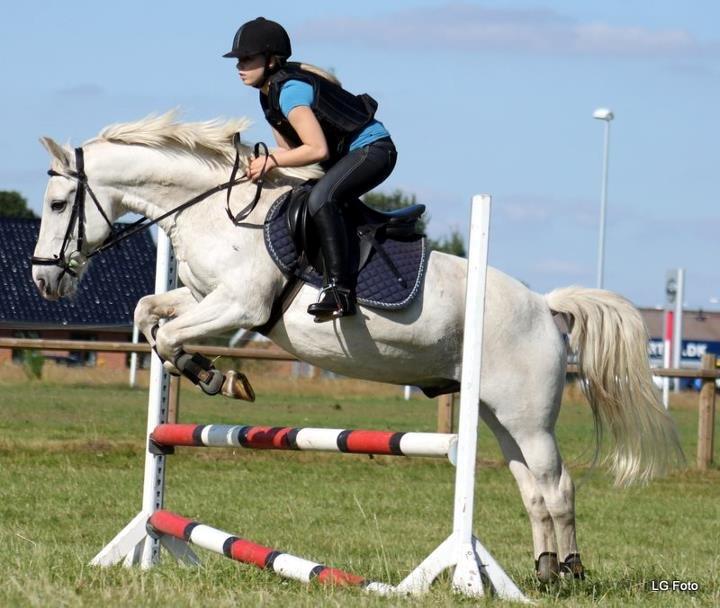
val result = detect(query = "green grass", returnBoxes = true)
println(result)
[0,379,718,607]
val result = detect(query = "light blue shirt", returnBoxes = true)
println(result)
[278,79,390,151]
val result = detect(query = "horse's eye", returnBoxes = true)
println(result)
[51,200,67,212]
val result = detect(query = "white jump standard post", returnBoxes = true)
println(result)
[90,231,195,569]
[393,195,528,601]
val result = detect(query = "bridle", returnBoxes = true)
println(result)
[31,135,271,281]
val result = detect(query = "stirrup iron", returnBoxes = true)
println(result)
[307,281,356,322]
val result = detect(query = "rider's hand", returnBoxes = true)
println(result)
[247,155,277,182]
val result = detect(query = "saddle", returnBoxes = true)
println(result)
[263,181,428,313]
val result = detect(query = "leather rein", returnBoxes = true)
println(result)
[30,134,270,280]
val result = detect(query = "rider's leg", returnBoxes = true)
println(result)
[306,201,356,318]
[306,138,397,321]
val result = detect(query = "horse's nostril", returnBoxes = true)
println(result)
[37,278,46,293]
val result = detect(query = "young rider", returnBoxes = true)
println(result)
[223,17,397,322]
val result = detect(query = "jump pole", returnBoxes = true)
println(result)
[147,509,394,593]
[90,230,193,569]
[149,423,458,460]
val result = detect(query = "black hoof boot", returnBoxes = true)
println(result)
[560,553,586,580]
[307,282,356,322]
[174,351,223,396]
[535,552,560,584]
[198,368,225,396]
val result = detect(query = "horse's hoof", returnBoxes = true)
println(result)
[535,552,560,584]
[221,370,256,402]
[560,553,586,580]
[198,369,224,396]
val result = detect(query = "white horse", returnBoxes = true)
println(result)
[32,111,681,582]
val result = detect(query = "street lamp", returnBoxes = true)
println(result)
[593,107,614,289]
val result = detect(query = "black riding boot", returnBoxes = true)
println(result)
[307,203,357,322]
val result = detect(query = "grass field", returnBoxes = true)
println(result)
[0,364,718,607]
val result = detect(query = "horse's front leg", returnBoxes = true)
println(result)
[152,286,268,401]
[134,287,199,375]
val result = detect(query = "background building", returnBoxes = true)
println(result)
[0,217,155,369]
[641,307,720,368]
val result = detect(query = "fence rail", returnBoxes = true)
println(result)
[3,339,718,377]
[565,363,720,379]
[0,337,296,361]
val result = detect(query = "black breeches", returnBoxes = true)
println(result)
[307,138,397,216]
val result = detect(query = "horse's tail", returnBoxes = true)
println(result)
[545,286,684,486]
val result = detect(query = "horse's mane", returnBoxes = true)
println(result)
[93,110,324,182]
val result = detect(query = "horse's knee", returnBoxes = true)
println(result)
[134,294,181,329]
[134,295,156,328]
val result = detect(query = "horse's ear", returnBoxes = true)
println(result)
[40,136,72,168]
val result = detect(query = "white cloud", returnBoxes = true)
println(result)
[296,3,709,58]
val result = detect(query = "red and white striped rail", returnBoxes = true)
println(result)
[150,423,457,460]
[148,510,393,593]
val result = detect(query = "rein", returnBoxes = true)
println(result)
[225,136,270,225]
[31,135,271,278]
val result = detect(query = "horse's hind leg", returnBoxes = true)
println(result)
[480,406,560,583]
[512,429,586,580]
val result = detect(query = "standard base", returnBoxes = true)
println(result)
[396,533,530,602]
[90,511,199,569]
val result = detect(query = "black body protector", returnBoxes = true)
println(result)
[260,65,378,170]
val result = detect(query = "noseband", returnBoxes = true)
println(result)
[31,135,270,281]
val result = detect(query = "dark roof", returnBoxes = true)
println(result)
[640,307,720,342]
[0,218,156,329]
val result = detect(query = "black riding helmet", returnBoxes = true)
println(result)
[223,17,292,60]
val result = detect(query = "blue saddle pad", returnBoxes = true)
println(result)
[264,190,427,311]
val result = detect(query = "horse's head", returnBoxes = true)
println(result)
[32,137,120,300]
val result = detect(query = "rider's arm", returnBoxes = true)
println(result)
[269,107,328,167]
[249,107,328,180]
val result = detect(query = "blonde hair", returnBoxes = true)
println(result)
[273,59,341,86]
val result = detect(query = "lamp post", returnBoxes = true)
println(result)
[593,107,614,289]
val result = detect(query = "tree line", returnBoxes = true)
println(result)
[0,191,37,219]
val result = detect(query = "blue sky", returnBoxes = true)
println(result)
[1,1,717,309]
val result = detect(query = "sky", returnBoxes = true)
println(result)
[1,1,717,309]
